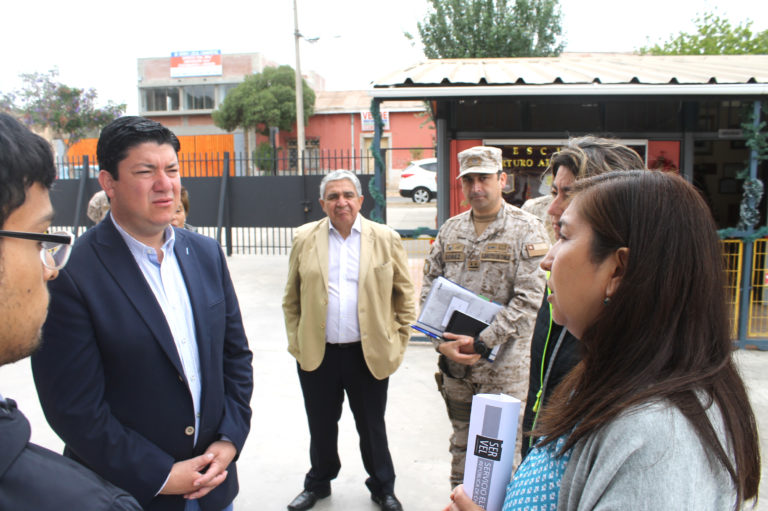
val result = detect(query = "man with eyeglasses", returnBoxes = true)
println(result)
[31,116,253,511]
[0,113,141,509]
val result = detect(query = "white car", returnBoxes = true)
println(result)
[398,158,437,203]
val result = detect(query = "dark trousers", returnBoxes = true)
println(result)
[297,342,395,496]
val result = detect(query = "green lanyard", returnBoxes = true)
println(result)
[529,274,568,448]
[532,274,552,414]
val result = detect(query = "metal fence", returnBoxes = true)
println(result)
[193,226,297,255]
[747,239,768,338]
[179,148,378,177]
[51,151,385,254]
[722,240,743,339]
[55,148,378,179]
[51,146,444,255]
[712,238,768,344]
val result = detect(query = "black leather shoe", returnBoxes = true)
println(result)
[371,493,403,511]
[287,488,331,511]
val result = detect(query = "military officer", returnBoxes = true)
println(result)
[420,146,548,487]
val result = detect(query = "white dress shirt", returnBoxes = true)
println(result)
[325,214,362,344]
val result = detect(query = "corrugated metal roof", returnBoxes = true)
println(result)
[371,53,768,88]
[313,90,425,114]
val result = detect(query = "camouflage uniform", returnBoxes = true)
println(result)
[521,194,555,244]
[421,202,548,486]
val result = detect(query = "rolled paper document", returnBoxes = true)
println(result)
[463,393,521,511]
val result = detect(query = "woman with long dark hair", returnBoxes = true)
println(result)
[521,136,646,459]
[446,170,760,510]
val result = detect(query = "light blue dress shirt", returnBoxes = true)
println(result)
[111,217,201,444]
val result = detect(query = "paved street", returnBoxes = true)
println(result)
[386,199,437,231]
[1,254,767,510]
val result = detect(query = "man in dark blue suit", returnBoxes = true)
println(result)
[32,116,253,511]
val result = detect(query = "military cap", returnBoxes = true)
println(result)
[457,146,502,179]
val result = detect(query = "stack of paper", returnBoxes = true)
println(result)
[413,276,502,340]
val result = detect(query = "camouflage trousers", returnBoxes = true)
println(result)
[437,372,526,488]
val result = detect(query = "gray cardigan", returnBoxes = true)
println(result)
[558,398,738,510]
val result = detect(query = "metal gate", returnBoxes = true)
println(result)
[50,151,383,255]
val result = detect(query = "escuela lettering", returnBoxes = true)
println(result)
[501,145,561,169]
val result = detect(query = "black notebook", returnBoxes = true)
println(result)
[445,310,490,338]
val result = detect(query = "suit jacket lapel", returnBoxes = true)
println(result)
[173,230,210,388]
[313,218,330,292]
[92,217,185,376]
[359,217,373,291]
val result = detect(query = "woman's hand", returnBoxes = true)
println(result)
[442,485,485,511]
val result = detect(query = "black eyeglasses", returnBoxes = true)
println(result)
[0,230,74,270]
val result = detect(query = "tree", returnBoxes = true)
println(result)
[212,65,315,167]
[408,0,563,59]
[639,12,768,55]
[1,69,125,156]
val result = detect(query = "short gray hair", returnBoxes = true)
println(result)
[319,170,362,199]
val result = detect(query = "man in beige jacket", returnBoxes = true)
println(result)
[283,170,416,511]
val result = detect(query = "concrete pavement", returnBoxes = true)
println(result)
[1,254,767,510]
[386,199,437,231]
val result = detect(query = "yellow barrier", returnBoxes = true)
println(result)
[748,239,768,338]
[722,240,742,339]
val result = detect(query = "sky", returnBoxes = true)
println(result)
[2,0,767,115]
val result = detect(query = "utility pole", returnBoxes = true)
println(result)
[293,0,305,175]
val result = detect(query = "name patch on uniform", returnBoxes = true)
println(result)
[484,243,509,253]
[525,242,549,258]
[445,243,466,262]
[480,252,511,263]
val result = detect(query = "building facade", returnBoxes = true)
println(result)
[371,54,768,229]
[66,52,435,178]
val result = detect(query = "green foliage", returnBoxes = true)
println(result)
[736,103,768,232]
[408,0,563,58]
[368,99,387,223]
[741,106,768,164]
[212,65,315,136]
[1,69,125,153]
[718,101,768,239]
[640,12,768,55]
[254,141,277,173]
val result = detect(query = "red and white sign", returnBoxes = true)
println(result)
[170,50,222,78]
[361,110,390,131]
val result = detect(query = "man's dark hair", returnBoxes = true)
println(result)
[0,113,56,228]
[96,116,180,180]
